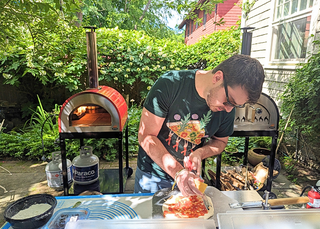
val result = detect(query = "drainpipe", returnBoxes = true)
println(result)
[214,4,218,31]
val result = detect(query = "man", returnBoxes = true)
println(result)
[134,54,265,196]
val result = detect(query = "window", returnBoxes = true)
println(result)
[191,21,193,35]
[195,12,199,29]
[187,23,190,37]
[203,10,207,28]
[272,16,310,59]
[275,0,313,19]
[271,0,313,61]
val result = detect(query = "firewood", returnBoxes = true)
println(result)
[226,170,246,184]
[207,169,255,191]
[207,169,217,184]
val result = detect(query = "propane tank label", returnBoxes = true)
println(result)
[46,171,62,188]
[46,166,73,188]
[73,164,99,183]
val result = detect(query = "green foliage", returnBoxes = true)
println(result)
[0,22,241,161]
[281,45,320,143]
[221,152,243,165]
[96,26,240,104]
[221,136,271,165]
[96,27,186,104]
[1,0,215,49]
[225,136,271,153]
[0,96,60,160]
[0,102,142,161]
[0,0,81,48]
[127,105,142,154]
[1,26,240,113]
[78,0,181,40]
[225,137,242,152]
[182,26,241,69]
[281,155,298,183]
[242,0,258,18]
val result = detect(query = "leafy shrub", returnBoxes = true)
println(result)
[281,45,320,143]
[1,26,241,115]
[0,25,241,161]
[0,103,142,161]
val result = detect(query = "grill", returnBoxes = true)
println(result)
[209,92,279,191]
[58,27,130,196]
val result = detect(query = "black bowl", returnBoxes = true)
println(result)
[4,194,57,229]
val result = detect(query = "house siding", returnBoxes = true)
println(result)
[184,0,241,45]
[242,0,320,104]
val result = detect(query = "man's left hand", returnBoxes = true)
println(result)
[185,152,202,176]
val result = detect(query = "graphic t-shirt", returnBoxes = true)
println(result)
[137,69,235,181]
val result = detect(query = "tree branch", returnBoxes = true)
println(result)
[4,0,12,8]
[139,0,151,20]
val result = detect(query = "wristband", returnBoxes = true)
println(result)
[171,168,188,191]
[174,168,188,181]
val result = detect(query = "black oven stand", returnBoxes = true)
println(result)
[59,125,131,196]
[202,130,278,192]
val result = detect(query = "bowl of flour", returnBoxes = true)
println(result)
[4,194,57,229]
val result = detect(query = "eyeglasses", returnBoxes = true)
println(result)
[223,77,246,108]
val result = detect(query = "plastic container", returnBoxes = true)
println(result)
[65,219,216,229]
[218,209,320,229]
[72,146,99,185]
[46,152,73,190]
[45,208,90,229]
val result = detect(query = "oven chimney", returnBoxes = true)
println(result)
[84,26,99,88]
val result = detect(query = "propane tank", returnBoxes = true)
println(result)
[306,187,320,208]
[72,146,99,185]
[45,151,72,190]
[58,156,73,187]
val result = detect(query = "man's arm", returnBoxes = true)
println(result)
[188,136,229,176]
[138,107,202,196]
[138,107,184,179]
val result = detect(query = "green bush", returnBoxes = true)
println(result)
[0,101,142,161]
[1,26,241,114]
[281,46,320,143]
[0,25,241,161]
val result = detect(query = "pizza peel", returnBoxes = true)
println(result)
[152,186,243,225]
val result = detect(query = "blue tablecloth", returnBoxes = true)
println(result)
[1,193,154,229]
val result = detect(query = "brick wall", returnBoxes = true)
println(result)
[183,0,241,45]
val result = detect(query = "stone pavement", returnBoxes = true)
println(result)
[0,157,315,226]
[0,158,138,226]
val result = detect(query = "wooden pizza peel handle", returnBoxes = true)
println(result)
[266,196,309,206]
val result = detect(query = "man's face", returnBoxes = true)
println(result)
[206,82,248,113]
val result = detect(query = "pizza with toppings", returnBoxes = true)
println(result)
[162,194,214,219]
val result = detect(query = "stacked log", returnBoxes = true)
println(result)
[207,162,279,191]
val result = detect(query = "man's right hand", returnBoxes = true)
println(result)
[175,169,203,196]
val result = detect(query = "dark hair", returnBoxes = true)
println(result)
[212,54,265,104]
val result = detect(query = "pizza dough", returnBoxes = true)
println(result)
[12,203,51,220]
[162,193,214,219]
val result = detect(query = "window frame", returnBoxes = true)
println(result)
[269,0,314,63]
[203,10,207,29]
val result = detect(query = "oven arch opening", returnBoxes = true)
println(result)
[69,104,112,127]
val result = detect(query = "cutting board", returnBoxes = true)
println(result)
[152,186,243,225]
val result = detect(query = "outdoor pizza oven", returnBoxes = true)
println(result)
[212,92,280,192]
[233,92,279,132]
[58,86,127,133]
[58,27,130,196]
